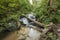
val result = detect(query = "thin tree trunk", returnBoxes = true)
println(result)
[48,0,54,16]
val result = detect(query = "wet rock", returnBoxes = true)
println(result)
[17,35,26,40]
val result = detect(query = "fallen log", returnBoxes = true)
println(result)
[40,24,57,40]
[21,14,54,28]
[22,14,45,28]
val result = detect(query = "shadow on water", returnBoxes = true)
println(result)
[0,30,16,40]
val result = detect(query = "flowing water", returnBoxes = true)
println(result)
[1,26,41,40]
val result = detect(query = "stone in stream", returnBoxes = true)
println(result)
[19,13,36,27]
[7,19,18,31]
[19,17,29,26]
[17,27,29,40]
[26,12,36,21]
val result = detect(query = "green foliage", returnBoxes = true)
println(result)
[0,0,60,32]
[47,32,57,40]
[34,0,60,24]
[0,0,32,32]
[0,0,32,22]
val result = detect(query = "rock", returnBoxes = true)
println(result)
[17,35,26,40]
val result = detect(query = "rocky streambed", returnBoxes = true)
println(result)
[1,24,60,40]
[17,26,41,40]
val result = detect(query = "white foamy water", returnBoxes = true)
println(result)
[26,28,41,40]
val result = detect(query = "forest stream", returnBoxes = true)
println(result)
[1,26,41,40]
[1,24,60,40]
